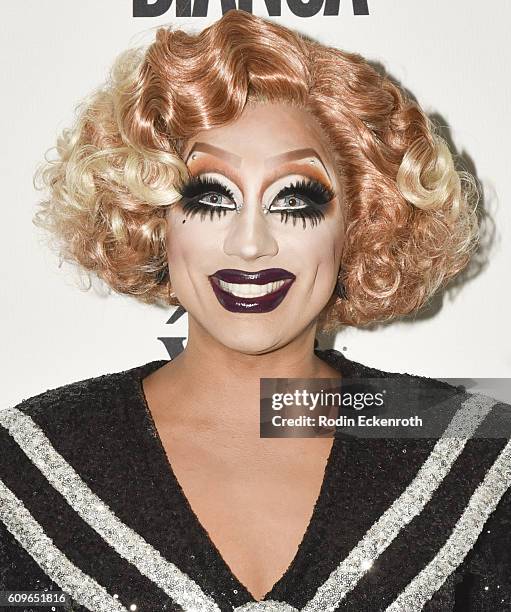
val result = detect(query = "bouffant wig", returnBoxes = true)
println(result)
[34,10,478,330]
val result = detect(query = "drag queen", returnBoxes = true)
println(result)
[0,10,509,612]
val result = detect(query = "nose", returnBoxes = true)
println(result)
[223,197,279,261]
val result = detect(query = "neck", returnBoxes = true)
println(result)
[152,316,339,435]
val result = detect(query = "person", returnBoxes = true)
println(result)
[0,10,509,612]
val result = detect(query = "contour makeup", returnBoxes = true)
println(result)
[209,268,296,313]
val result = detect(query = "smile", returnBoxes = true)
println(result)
[209,268,296,313]
[216,279,288,298]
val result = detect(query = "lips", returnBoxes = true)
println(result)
[209,268,296,313]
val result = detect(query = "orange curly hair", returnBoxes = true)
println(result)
[34,10,479,330]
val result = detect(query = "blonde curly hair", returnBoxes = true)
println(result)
[34,10,479,330]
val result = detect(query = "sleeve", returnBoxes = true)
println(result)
[454,484,511,611]
[0,516,90,612]
[0,518,58,589]
[0,393,94,612]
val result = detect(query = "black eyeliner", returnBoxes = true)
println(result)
[269,178,335,229]
[178,175,335,228]
[179,175,235,202]
[273,178,335,207]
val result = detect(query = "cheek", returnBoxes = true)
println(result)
[313,222,343,262]
[166,212,219,266]
[278,216,344,273]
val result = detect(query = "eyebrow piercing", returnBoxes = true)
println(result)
[191,153,198,160]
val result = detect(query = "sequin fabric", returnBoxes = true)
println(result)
[0,480,128,612]
[0,348,510,612]
[0,408,221,612]
[385,438,511,611]
[300,394,498,612]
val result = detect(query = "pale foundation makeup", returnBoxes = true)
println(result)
[165,102,345,354]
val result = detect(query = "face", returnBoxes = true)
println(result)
[166,102,345,354]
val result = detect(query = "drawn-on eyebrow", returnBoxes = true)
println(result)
[185,143,242,168]
[186,143,330,179]
[264,147,326,171]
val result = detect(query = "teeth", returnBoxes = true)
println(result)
[217,279,288,298]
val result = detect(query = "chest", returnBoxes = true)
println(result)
[158,431,334,601]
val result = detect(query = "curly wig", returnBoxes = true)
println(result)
[34,9,479,330]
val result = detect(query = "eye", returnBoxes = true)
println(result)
[268,179,335,228]
[270,194,309,211]
[197,193,235,208]
[179,175,238,220]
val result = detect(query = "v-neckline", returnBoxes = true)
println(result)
[130,357,341,604]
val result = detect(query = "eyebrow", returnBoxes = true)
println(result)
[186,143,242,168]
[186,143,329,176]
[264,147,326,171]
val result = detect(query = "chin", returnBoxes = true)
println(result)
[214,323,289,355]
[199,309,296,353]
[209,311,318,355]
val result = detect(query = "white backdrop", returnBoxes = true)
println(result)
[1,0,510,408]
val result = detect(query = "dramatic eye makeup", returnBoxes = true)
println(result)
[178,173,335,228]
[266,178,335,228]
[179,175,239,221]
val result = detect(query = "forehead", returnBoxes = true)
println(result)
[182,102,334,166]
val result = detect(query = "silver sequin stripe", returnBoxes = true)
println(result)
[385,437,511,611]
[301,393,498,612]
[0,479,128,612]
[0,408,221,612]
[234,602,299,611]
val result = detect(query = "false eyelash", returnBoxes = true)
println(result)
[271,179,336,228]
[177,175,335,227]
[179,175,235,203]
[178,176,237,221]
[274,178,335,208]
[181,200,230,222]
[278,209,325,229]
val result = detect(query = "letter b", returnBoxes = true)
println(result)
[133,0,173,17]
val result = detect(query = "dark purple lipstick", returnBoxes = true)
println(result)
[209,268,296,313]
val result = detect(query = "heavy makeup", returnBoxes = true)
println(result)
[165,101,345,354]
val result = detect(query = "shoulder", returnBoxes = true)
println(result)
[3,366,136,421]
[0,368,131,589]
[0,361,165,589]
[0,365,141,497]
[456,473,511,608]
[0,360,165,481]
[316,346,457,383]
[2,359,167,424]
[315,349,465,394]
[317,349,511,572]
[316,347,511,409]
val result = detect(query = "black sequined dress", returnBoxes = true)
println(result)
[0,349,510,612]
